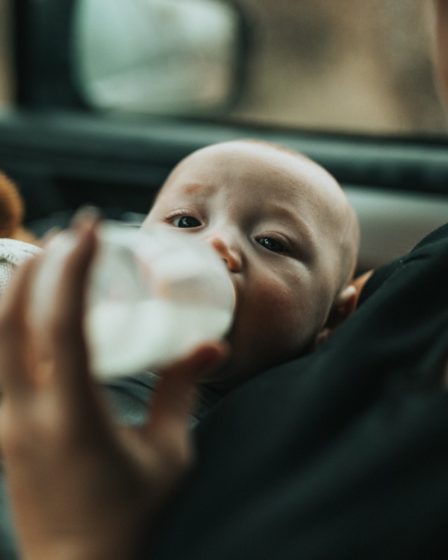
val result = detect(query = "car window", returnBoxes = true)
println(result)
[74,0,241,115]
[70,0,447,137]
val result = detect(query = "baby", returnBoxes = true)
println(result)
[104,139,359,424]
[0,141,359,421]
[0,139,359,559]
[104,139,360,424]
[141,139,359,392]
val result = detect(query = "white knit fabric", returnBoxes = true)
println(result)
[0,239,42,297]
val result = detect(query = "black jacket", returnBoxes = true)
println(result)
[150,224,448,560]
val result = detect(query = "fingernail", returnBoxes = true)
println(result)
[71,206,101,231]
[41,226,62,246]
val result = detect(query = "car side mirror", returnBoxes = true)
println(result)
[72,0,247,115]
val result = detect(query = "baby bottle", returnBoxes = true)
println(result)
[31,221,236,379]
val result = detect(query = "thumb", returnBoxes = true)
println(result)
[145,342,228,462]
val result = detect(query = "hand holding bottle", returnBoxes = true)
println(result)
[0,217,228,560]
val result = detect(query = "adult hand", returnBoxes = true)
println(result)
[0,218,228,560]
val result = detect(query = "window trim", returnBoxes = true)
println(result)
[13,0,86,109]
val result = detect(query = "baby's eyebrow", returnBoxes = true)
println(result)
[182,183,217,196]
[265,205,307,230]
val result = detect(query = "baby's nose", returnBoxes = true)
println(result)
[207,236,242,272]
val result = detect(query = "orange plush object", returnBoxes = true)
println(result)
[0,172,38,244]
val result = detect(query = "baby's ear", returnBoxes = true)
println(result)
[314,283,358,348]
[327,284,358,328]
[327,269,375,329]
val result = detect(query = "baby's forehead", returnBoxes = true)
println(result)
[161,142,347,219]
[174,143,325,193]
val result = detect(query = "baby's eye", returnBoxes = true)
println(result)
[171,215,201,228]
[257,236,287,254]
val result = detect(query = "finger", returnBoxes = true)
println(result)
[47,218,99,403]
[0,256,39,396]
[147,342,228,457]
[40,226,62,247]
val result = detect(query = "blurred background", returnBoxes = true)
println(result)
[0,0,12,107]
[0,0,446,136]
[228,0,446,133]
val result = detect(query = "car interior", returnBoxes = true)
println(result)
[0,1,447,558]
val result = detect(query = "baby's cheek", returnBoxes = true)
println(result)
[250,278,306,339]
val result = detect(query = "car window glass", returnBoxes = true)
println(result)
[71,0,448,136]
[2,0,447,137]
[73,0,240,115]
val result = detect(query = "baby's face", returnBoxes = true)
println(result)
[143,141,355,389]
